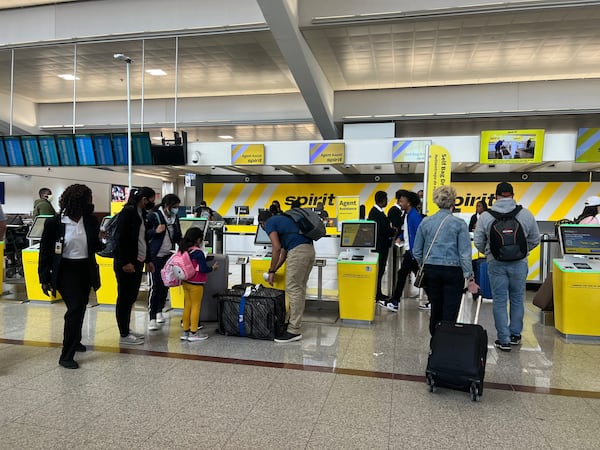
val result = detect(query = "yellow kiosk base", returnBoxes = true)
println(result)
[22,248,62,302]
[96,256,118,305]
[337,253,378,322]
[249,257,286,290]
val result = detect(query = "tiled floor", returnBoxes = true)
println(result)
[1,264,600,449]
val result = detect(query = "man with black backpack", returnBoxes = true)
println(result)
[474,182,540,352]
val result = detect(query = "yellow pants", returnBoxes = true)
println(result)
[182,282,204,333]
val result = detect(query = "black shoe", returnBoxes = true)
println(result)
[274,332,302,343]
[75,343,87,352]
[494,340,511,352]
[59,359,79,369]
[376,294,391,302]
[509,335,522,345]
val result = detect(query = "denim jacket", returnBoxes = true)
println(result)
[412,209,473,278]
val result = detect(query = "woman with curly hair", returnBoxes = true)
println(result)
[38,184,102,369]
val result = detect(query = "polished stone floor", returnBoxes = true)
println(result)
[1,269,599,449]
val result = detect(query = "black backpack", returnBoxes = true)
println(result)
[488,206,528,261]
[97,213,121,258]
[283,208,326,241]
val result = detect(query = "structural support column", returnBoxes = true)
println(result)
[257,0,339,139]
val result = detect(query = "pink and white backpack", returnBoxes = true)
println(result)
[160,246,200,287]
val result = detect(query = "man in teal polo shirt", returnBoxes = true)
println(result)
[259,210,315,343]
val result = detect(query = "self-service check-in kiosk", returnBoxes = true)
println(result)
[337,220,378,322]
[21,215,62,301]
[552,224,600,338]
[249,223,286,290]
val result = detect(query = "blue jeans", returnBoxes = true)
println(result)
[487,259,528,343]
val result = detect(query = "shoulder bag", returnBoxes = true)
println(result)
[414,215,451,289]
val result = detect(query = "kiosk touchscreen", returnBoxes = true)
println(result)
[26,215,52,244]
[254,224,272,256]
[179,218,208,240]
[558,224,600,265]
[339,220,377,260]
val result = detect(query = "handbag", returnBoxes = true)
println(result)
[413,215,451,289]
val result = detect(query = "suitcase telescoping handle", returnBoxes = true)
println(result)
[456,290,482,325]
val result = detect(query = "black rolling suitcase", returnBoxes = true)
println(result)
[426,292,488,401]
[216,284,286,340]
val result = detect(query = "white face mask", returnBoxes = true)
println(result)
[170,208,179,216]
[46,194,53,201]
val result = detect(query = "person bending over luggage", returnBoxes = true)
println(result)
[113,187,156,345]
[259,209,315,343]
[412,186,476,337]
[38,184,102,369]
[146,194,182,331]
[179,227,218,342]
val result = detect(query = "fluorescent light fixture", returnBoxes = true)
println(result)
[218,135,234,140]
[160,171,171,174]
[58,74,80,81]
[146,69,167,76]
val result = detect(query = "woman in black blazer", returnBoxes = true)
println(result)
[38,184,102,369]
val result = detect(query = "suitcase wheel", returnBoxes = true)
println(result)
[426,374,436,393]
[470,382,480,402]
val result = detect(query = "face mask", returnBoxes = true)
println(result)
[46,194,53,201]
[170,208,179,216]
[84,203,95,215]
[146,201,155,211]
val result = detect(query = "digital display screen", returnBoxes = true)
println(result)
[27,215,51,240]
[4,136,25,166]
[75,134,96,165]
[559,225,600,255]
[93,134,114,165]
[132,132,152,165]
[56,135,78,166]
[38,136,60,166]
[480,129,544,164]
[0,139,8,166]
[340,221,377,248]
[111,134,129,165]
[21,136,43,166]
[235,206,250,215]
[179,219,207,236]
[254,224,272,246]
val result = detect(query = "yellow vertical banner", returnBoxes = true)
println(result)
[336,196,360,229]
[426,145,451,215]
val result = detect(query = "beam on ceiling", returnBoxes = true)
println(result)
[257,0,339,140]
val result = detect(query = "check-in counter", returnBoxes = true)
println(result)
[22,247,62,302]
[96,255,118,304]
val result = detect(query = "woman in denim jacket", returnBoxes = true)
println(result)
[412,186,474,336]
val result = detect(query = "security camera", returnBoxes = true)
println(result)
[374,175,381,182]
[113,53,134,63]
[521,173,529,181]
[244,176,250,183]
[192,151,201,164]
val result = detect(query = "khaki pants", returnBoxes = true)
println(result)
[285,243,315,334]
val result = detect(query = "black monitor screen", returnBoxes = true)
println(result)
[112,134,128,165]
[254,224,272,246]
[38,135,60,166]
[93,134,114,165]
[21,136,43,166]
[235,206,250,215]
[340,221,377,248]
[151,144,186,165]
[132,132,152,165]
[559,225,600,256]
[75,134,96,165]
[4,136,25,166]
[0,138,8,166]
[56,135,78,166]
[179,219,207,237]
[27,215,51,239]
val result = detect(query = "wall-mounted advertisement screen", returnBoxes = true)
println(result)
[93,134,115,165]
[480,129,544,164]
[21,136,43,166]
[575,128,600,163]
[75,134,96,165]
[56,135,78,166]
[38,135,61,166]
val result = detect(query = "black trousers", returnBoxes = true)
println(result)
[57,259,91,362]
[375,246,390,298]
[392,251,420,301]
[423,264,464,336]
[115,260,144,337]
[148,255,170,320]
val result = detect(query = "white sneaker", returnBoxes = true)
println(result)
[418,302,431,310]
[130,330,145,339]
[120,334,144,345]
[180,331,189,341]
[156,313,165,324]
[187,332,209,342]
[148,319,161,331]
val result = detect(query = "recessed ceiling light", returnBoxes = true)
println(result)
[58,74,80,81]
[218,135,234,140]
[146,69,167,76]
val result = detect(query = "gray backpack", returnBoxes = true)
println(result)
[283,208,326,241]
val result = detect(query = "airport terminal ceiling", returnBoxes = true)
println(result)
[2,1,600,179]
